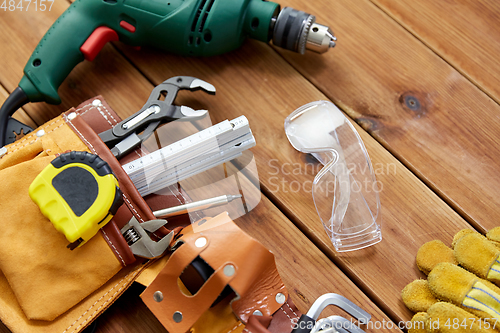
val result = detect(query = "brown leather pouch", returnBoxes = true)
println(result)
[0,96,292,333]
[0,97,187,332]
[0,114,124,323]
[141,212,290,333]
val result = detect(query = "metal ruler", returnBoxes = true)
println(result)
[122,116,255,197]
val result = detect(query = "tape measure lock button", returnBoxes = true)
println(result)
[29,151,123,249]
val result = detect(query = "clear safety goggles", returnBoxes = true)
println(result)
[285,101,381,252]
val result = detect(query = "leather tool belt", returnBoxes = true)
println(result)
[0,97,305,333]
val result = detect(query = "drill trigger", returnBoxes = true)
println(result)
[80,26,119,62]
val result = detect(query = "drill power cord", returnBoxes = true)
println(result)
[0,87,31,147]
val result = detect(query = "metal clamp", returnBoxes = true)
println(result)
[312,316,367,333]
[291,293,371,333]
[121,217,173,259]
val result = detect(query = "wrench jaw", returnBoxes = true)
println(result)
[178,106,209,120]
[163,76,216,95]
[121,217,173,259]
[189,78,216,94]
[98,76,216,159]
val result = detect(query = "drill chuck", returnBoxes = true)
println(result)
[271,7,336,54]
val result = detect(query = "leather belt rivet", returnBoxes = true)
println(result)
[67,112,77,120]
[173,311,183,323]
[224,264,236,277]
[0,147,7,158]
[253,310,263,316]
[36,129,45,137]
[275,293,286,304]
[92,99,102,107]
[153,291,163,302]
[195,237,207,248]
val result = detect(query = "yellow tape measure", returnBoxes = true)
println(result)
[29,151,123,249]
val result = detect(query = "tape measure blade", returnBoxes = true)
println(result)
[125,124,251,184]
[123,117,249,177]
[151,129,253,178]
[130,132,255,189]
[138,151,244,196]
[143,141,253,195]
[123,121,230,177]
[136,137,256,196]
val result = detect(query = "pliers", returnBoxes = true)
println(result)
[98,76,215,159]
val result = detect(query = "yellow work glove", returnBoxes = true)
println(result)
[402,228,500,333]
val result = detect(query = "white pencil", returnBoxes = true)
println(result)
[153,194,242,218]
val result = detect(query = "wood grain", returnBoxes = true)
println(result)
[273,0,500,232]
[0,4,402,333]
[368,0,500,104]
[115,40,473,322]
[0,0,491,330]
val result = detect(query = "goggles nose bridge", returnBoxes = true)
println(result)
[310,147,341,167]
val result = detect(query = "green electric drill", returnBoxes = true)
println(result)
[0,0,336,146]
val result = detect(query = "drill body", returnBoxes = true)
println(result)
[1,0,335,146]
[21,0,278,105]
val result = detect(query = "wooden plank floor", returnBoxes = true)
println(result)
[1,0,499,332]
